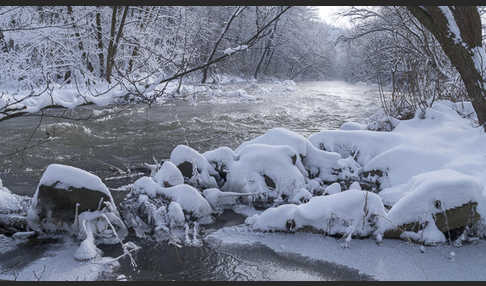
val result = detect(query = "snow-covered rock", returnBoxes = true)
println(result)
[28,164,117,234]
[247,190,387,240]
[153,161,184,187]
[169,145,218,189]
[324,182,341,195]
[236,128,341,181]
[203,146,237,186]
[381,169,483,235]
[223,143,306,203]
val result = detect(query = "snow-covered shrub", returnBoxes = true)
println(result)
[334,156,361,182]
[366,109,401,131]
[120,176,214,240]
[131,176,213,221]
[169,145,218,189]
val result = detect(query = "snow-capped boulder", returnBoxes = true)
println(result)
[381,169,483,242]
[170,145,218,189]
[28,164,117,233]
[153,161,184,187]
[223,143,306,204]
[247,190,387,241]
[203,146,237,186]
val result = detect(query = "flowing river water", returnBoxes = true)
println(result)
[0,80,380,281]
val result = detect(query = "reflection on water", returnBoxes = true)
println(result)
[100,242,373,281]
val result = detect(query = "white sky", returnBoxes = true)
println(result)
[318,6,353,28]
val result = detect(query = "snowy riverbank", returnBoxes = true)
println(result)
[206,224,486,281]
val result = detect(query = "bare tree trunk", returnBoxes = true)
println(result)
[128,6,152,73]
[105,6,118,83]
[254,18,279,79]
[95,7,105,78]
[408,6,486,130]
[106,6,129,83]
[67,6,93,74]
[201,7,245,84]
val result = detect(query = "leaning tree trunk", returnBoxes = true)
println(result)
[408,6,486,131]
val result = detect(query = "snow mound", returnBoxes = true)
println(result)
[153,161,184,187]
[364,145,450,187]
[324,182,341,195]
[223,143,306,201]
[236,128,341,181]
[169,145,218,188]
[247,190,387,239]
[203,146,237,186]
[381,169,483,232]
[309,129,402,166]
